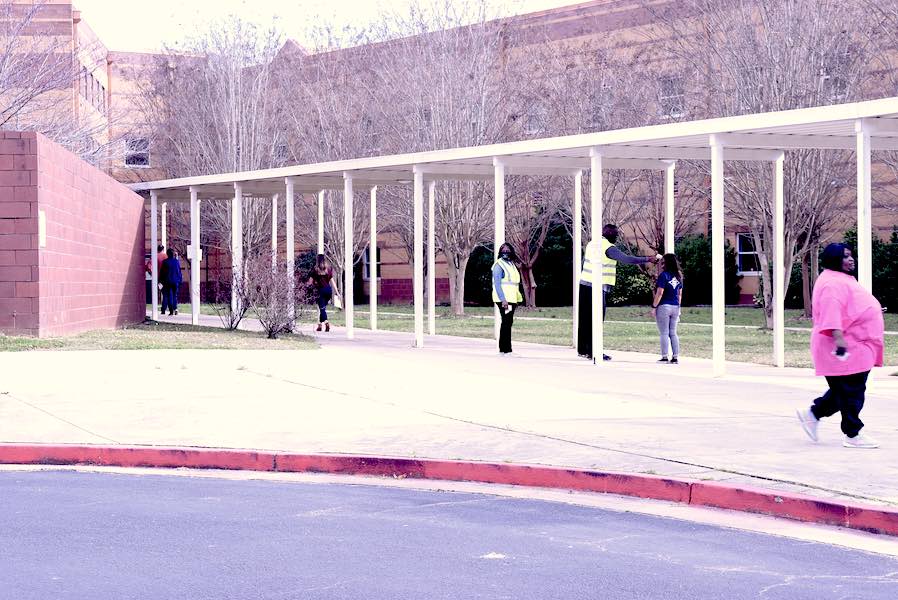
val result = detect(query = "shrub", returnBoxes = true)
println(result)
[675,234,742,306]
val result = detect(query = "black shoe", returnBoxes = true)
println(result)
[670,357,679,364]
[602,354,612,361]
[658,357,669,363]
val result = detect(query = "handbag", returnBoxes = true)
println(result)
[333,293,343,309]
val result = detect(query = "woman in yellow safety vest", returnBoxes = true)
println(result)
[492,242,523,355]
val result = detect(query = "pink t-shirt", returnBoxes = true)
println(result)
[811,269,884,376]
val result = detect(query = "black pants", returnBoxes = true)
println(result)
[811,371,869,437]
[317,285,332,323]
[495,302,516,353]
[576,284,607,358]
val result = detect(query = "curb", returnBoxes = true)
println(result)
[2,443,896,537]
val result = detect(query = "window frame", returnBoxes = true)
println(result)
[124,137,151,168]
[362,246,381,282]
[736,232,762,275]
[658,75,686,119]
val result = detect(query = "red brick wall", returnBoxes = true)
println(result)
[378,277,450,304]
[0,131,145,337]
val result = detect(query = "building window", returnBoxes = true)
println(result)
[274,143,289,166]
[418,107,432,144]
[362,246,380,281]
[659,75,686,118]
[736,233,761,274]
[361,115,381,153]
[821,71,848,102]
[125,137,150,167]
[524,105,547,136]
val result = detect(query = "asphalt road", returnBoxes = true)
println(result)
[1,471,897,600]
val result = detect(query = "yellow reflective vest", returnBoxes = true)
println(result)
[491,258,523,303]
[580,237,617,286]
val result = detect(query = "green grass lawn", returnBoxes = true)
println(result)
[334,303,898,330]
[321,305,898,368]
[0,321,316,352]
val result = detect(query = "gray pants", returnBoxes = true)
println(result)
[655,304,680,357]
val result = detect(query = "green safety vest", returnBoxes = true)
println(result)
[580,237,617,286]
[491,258,523,303]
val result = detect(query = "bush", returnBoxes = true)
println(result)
[675,234,742,306]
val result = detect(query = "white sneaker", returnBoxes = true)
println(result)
[796,408,819,442]
[843,433,879,449]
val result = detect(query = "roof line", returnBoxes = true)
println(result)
[130,96,898,192]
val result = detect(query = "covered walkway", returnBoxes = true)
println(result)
[132,97,898,375]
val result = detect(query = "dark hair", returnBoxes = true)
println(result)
[498,243,518,262]
[166,248,174,258]
[821,243,849,272]
[157,244,164,252]
[602,224,619,242]
[662,253,681,280]
[315,254,328,273]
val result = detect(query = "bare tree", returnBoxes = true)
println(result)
[504,179,563,308]
[134,17,287,266]
[0,0,119,163]
[646,0,878,325]
[362,0,523,315]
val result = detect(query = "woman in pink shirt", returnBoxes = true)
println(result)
[796,244,885,449]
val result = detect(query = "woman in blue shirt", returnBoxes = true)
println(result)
[651,253,683,364]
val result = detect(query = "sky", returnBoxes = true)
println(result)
[74,0,584,53]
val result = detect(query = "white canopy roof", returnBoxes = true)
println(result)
[132,96,898,199]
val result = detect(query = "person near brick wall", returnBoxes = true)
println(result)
[160,248,183,316]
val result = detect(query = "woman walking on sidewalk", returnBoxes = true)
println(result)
[796,243,884,449]
[492,243,523,355]
[308,254,335,332]
[651,253,683,364]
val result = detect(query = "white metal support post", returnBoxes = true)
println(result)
[413,167,425,348]
[855,120,873,291]
[317,190,325,255]
[572,170,583,348]
[493,157,506,344]
[664,161,676,254]
[772,152,786,368]
[189,187,200,326]
[343,173,354,340]
[709,136,726,376]
[369,186,378,331]
[285,178,295,325]
[427,180,436,336]
[231,183,243,316]
[270,194,278,271]
[589,149,603,365]
[161,202,167,250]
[150,191,159,321]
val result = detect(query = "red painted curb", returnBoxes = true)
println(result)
[2,443,896,536]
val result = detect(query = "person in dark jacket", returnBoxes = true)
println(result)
[160,248,183,316]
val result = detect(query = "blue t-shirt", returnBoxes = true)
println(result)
[655,271,682,306]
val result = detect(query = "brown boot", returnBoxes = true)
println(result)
[316,323,322,332]
[325,322,330,332]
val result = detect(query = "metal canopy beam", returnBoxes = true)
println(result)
[594,145,784,162]
[715,132,898,151]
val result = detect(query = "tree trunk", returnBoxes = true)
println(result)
[801,253,812,318]
[757,247,774,330]
[519,263,537,308]
[446,252,469,316]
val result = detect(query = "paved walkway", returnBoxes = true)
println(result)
[1,312,896,508]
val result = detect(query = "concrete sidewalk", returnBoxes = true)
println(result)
[1,317,896,510]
